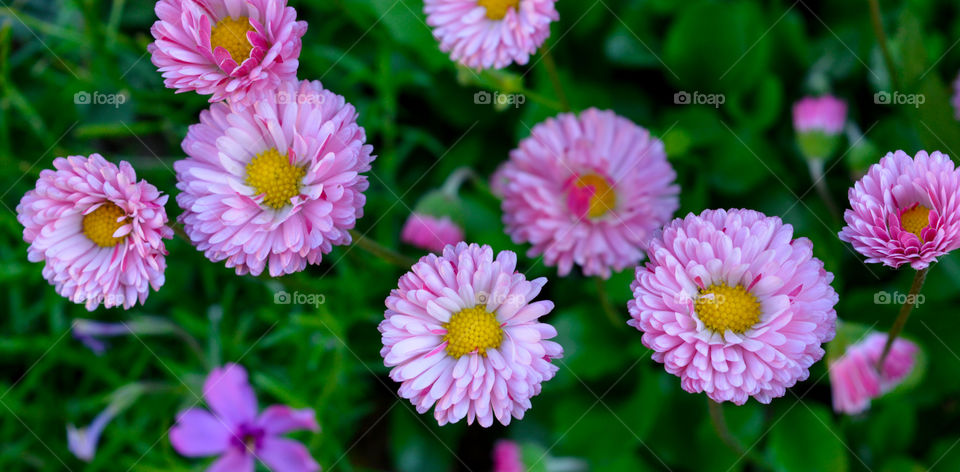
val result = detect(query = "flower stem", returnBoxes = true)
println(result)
[877,267,928,370]
[868,0,901,91]
[348,229,417,268]
[807,158,841,224]
[708,399,773,470]
[540,46,571,112]
[441,167,475,198]
[595,277,623,329]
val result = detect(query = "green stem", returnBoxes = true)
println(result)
[348,229,417,268]
[595,278,623,329]
[807,158,841,224]
[440,167,475,198]
[877,267,928,370]
[867,0,901,91]
[708,400,773,471]
[540,46,571,112]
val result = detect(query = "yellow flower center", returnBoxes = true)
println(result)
[694,283,762,334]
[477,0,520,20]
[573,174,616,218]
[210,16,255,63]
[443,305,503,358]
[244,148,306,210]
[82,202,128,248]
[900,205,931,241]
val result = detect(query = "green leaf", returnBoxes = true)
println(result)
[769,404,849,472]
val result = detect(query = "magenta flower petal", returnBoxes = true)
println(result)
[256,406,319,435]
[208,448,255,472]
[424,0,558,70]
[380,242,563,426]
[839,150,960,269]
[401,213,464,253]
[16,154,173,310]
[792,95,847,135]
[498,108,679,278]
[628,209,838,405]
[258,437,321,472]
[493,440,524,472]
[169,409,232,457]
[203,364,258,427]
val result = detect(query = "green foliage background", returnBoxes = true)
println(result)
[2,0,960,470]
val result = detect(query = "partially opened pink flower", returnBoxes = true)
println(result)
[839,150,960,270]
[380,242,563,426]
[792,95,847,135]
[401,213,464,253]
[16,154,172,310]
[424,0,558,70]
[176,79,375,276]
[148,0,307,103]
[499,108,679,278]
[493,440,524,472]
[628,209,838,404]
[170,364,319,472]
[830,333,918,414]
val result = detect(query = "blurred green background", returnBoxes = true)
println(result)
[3,0,960,470]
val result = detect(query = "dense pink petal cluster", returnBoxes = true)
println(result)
[17,154,172,310]
[830,333,918,414]
[176,79,375,276]
[423,0,558,70]
[792,95,847,135]
[492,440,524,472]
[148,0,307,103]
[498,108,679,278]
[839,150,960,270]
[628,209,838,404]
[401,213,464,253]
[170,364,319,472]
[380,242,563,426]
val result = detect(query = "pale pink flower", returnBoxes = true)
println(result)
[16,154,172,310]
[401,213,464,253]
[176,79,375,276]
[380,242,563,427]
[424,0,558,70]
[148,0,307,104]
[499,108,679,278]
[792,95,847,135]
[628,209,838,405]
[493,440,524,472]
[839,150,960,270]
[830,333,918,414]
[170,364,319,472]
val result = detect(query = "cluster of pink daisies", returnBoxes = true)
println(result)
[14,0,960,468]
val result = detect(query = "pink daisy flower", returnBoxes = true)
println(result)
[176,79,375,276]
[627,209,838,405]
[792,95,847,135]
[379,242,563,427]
[424,0,558,70]
[498,108,679,279]
[493,440,524,472]
[16,154,172,310]
[148,0,307,104]
[829,333,918,414]
[402,213,465,253]
[170,364,319,472]
[838,150,960,270]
